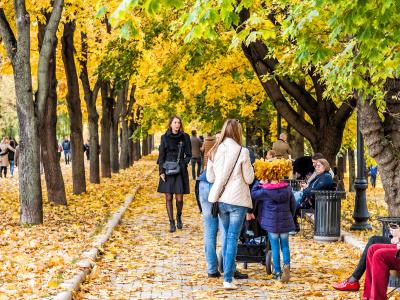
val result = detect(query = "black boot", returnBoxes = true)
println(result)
[169,220,176,233]
[176,214,182,229]
[293,216,300,232]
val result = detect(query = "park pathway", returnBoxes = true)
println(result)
[76,164,367,300]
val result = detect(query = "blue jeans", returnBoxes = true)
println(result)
[191,157,202,180]
[199,181,219,274]
[268,232,290,274]
[218,202,247,283]
[64,150,70,164]
[9,161,14,176]
[370,173,376,188]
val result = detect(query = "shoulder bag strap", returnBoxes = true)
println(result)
[218,146,242,199]
[177,142,183,163]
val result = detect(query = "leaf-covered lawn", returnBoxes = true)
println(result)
[0,154,157,299]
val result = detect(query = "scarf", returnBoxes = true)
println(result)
[165,130,185,151]
[259,182,289,189]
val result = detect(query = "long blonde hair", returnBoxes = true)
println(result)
[1,137,9,145]
[208,119,242,161]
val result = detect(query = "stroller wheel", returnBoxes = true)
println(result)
[266,250,273,275]
[218,251,224,273]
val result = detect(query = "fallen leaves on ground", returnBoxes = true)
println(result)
[0,154,157,299]
[76,164,392,299]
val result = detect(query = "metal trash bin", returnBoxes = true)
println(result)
[377,217,400,288]
[283,179,302,192]
[313,190,345,243]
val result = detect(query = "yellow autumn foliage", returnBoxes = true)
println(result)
[253,158,293,181]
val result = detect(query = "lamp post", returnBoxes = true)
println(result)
[277,112,281,139]
[350,112,372,231]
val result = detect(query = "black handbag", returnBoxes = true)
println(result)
[211,147,242,218]
[163,142,183,176]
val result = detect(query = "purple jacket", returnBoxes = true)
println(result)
[250,181,296,233]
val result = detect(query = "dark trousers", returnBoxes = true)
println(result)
[352,235,391,280]
[0,166,7,177]
[370,173,377,188]
[191,157,201,180]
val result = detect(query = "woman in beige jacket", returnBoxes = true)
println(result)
[0,137,16,178]
[206,119,254,290]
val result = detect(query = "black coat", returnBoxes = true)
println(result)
[157,130,192,194]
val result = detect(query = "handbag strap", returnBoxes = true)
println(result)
[218,146,242,199]
[176,142,183,163]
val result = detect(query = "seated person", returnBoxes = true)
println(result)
[306,153,334,184]
[292,156,313,180]
[294,159,334,211]
[349,226,400,300]
[332,235,392,292]
[266,150,277,162]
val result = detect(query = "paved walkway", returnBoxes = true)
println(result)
[77,167,368,299]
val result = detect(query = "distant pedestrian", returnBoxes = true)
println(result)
[157,116,192,233]
[84,139,90,160]
[190,130,203,180]
[199,135,204,173]
[370,165,378,188]
[200,132,215,169]
[62,136,71,164]
[272,133,292,159]
[0,137,16,178]
[266,150,277,161]
[57,139,63,162]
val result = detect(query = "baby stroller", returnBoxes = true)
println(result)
[218,210,273,275]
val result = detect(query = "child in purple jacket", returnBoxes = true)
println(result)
[250,176,296,283]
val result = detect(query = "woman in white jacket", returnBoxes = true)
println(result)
[207,119,254,289]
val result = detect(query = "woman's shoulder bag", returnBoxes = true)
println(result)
[163,142,183,176]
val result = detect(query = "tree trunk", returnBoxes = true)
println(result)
[337,152,345,187]
[142,132,149,156]
[356,87,400,215]
[134,137,141,161]
[293,107,305,159]
[120,86,130,170]
[61,21,86,194]
[245,125,263,157]
[80,32,100,184]
[110,86,125,173]
[100,83,112,178]
[0,0,64,223]
[38,22,66,205]
[342,150,347,174]
[37,12,66,205]
[128,119,134,166]
[348,148,356,192]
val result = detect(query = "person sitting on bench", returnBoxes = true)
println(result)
[332,234,393,292]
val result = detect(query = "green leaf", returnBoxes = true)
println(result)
[144,0,162,14]
[359,25,372,42]
[95,6,109,19]
[120,19,132,40]
[164,0,183,9]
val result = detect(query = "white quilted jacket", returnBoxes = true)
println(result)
[206,138,254,208]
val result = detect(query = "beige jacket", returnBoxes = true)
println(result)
[206,138,254,209]
[272,139,292,159]
[0,144,15,167]
[200,137,215,168]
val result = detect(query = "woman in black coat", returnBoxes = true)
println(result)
[157,115,192,233]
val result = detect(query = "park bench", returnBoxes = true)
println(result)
[300,182,345,241]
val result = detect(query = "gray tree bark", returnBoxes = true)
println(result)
[142,133,149,156]
[38,15,67,205]
[101,82,113,178]
[0,0,64,223]
[110,84,126,173]
[80,32,100,184]
[121,85,136,169]
[61,21,86,194]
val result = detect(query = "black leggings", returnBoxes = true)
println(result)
[1,166,7,177]
[165,193,183,221]
[352,235,392,280]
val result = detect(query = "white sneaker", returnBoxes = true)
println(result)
[223,282,238,290]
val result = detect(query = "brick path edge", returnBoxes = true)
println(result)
[52,164,157,300]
